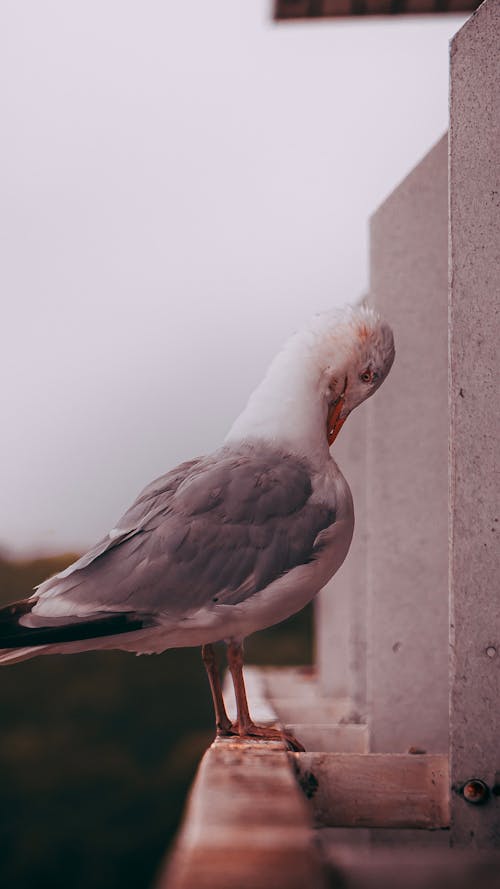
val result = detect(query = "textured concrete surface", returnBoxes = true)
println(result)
[449,0,500,848]
[293,752,449,829]
[160,737,326,889]
[368,135,449,754]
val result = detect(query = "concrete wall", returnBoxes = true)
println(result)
[449,0,500,848]
[318,138,450,752]
[317,5,499,836]
[367,135,449,754]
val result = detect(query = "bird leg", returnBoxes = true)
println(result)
[201,643,234,736]
[226,639,305,752]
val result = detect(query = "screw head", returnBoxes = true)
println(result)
[462,779,490,805]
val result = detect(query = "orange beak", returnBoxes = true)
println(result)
[327,378,348,446]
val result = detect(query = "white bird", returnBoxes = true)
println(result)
[0,305,394,749]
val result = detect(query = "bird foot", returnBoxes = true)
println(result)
[231,720,305,752]
[215,721,238,738]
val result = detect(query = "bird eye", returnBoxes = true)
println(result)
[360,369,373,383]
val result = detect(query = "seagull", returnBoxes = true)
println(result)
[0,305,394,749]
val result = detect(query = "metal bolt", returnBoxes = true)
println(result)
[462,779,490,805]
[486,646,497,658]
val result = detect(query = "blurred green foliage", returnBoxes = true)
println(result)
[0,553,312,889]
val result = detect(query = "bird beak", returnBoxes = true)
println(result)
[327,378,349,446]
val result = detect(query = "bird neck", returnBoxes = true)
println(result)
[225,334,331,466]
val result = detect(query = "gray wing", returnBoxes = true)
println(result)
[32,446,336,620]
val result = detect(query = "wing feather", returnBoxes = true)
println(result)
[27,445,336,624]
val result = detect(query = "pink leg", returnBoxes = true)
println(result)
[226,639,305,752]
[201,643,234,736]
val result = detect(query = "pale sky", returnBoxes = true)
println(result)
[0,2,465,554]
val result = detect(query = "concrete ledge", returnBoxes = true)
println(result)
[286,724,368,754]
[160,668,451,888]
[292,753,449,829]
[223,665,365,752]
[160,737,327,889]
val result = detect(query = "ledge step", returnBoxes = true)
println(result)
[291,752,449,829]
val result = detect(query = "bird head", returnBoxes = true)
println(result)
[321,305,395,445]
[225,303,395,461]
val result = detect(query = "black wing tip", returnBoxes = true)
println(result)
[0,597,146,649]
[0,597,39,623]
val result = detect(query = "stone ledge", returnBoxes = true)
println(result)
[293,752,449,829]
[160,736,327,889]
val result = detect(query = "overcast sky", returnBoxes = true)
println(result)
[1,2,465,555]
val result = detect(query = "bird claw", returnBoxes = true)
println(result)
[215,722,238,738]
[229,720,305,752]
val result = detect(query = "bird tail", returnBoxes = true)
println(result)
[0,596,147,665]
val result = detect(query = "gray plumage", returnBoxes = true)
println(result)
[24,444,336,627]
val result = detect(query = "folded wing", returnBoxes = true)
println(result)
[1,445,337,648]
